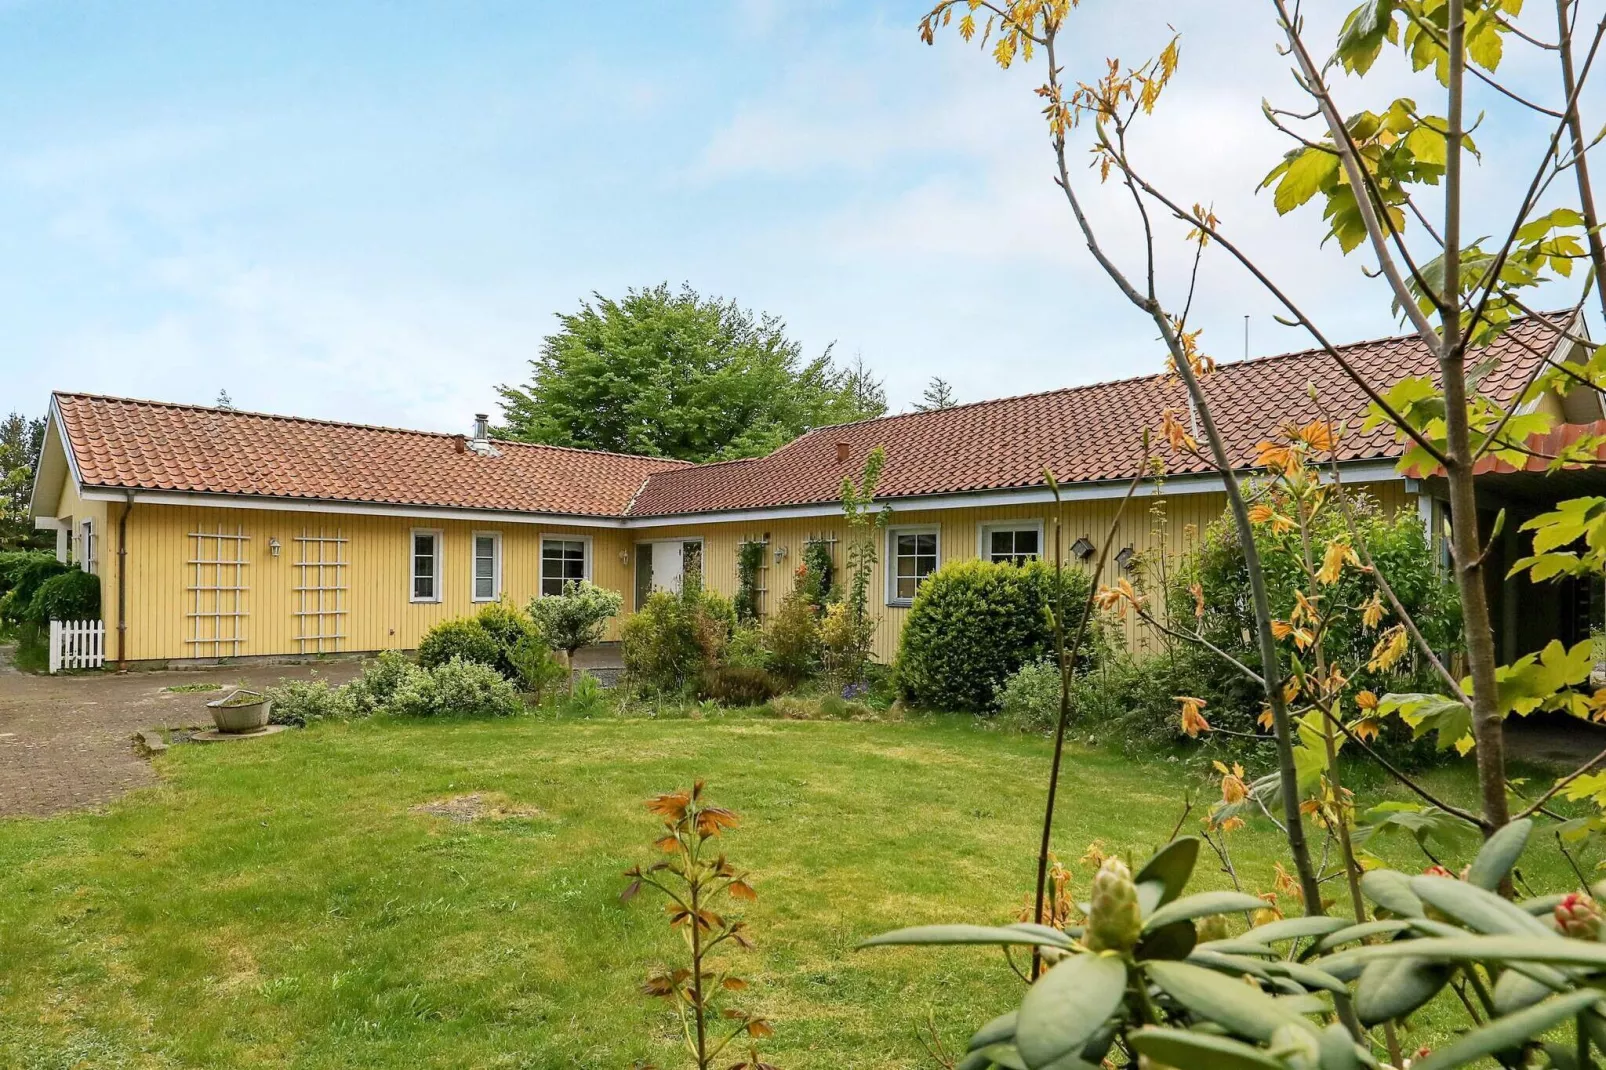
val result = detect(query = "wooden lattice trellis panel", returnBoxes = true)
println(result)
[293,528,348,653]
[187,526,249,656]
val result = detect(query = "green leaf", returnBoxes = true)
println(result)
[1466,818,1533,890]
[1187,949,1278,982]
[1492,966,1559,1015]
[1128,1028,1287,1070]
[1268,148,1342,215]
[1316,1021,1373,1070]
[1359,869,1424,917]
[968,1011,1017,1052]
[860,924,1075,949]
[1355,801,1478,852]
[1329,934,1606,970]
[961,1042,1028,1070]
[1145,961,1305,1041]
[1261,959,1347,995]
[1196,939,1282,958]
[1353,957,1453,1025]
[1415,990,1605,1070]
[1309,919,1410,955]
[1408,875,1556,937]
[1015,952,1128,1069]
[1144,891,1268,932]
[1240,916,1351,945]
[1134,837,1200,911]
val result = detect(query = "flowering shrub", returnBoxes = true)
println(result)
[347,650,424,714]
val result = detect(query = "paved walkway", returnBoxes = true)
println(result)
[0,650,359,818]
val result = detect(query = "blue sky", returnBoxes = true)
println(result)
[0,0,1594,435]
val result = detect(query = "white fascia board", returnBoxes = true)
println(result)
[34,516,67,530]
[27,398,79,521]
[75,488,625,529]
[77,459,1408,530]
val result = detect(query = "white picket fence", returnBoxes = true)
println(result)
[48,619,106,673]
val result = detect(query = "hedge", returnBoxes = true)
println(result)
[895,558,1104,712]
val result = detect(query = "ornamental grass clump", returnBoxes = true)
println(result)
[623,781,775,1070]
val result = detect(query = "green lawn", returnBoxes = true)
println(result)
[0,712,1579,1068]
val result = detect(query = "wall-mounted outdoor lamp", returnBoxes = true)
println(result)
[267,537,281,557]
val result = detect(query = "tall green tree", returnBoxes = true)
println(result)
[496,284,887,461]
[0,413,47,551]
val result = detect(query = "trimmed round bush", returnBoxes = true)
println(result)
[895,558,1104,713]
[416,618,501,672]
[26,569,101,623]
[390,656,522,718]
[473,602,543,680]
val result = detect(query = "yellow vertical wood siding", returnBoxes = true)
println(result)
[116,480,1412,663]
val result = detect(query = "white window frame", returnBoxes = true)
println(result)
[79,518,97,574]
[886,525,941,607]
[539,534,593,598]
[471,531,502,603]
[410,528,444,604]
[57,515,73,565]
[977,519,1045,565]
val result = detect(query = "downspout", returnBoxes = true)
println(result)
[117,491,132,670]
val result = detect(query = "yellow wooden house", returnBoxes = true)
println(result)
[28,316,1602,669]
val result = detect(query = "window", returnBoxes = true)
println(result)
[888,527,939,605]
[541,537,589,597]
[472,532,501,602]
[79,519,97,575]
[980,521,1043,566]
[411,529,442,603]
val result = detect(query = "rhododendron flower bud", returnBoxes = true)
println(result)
[1557,893,1603,941]
[1196,914,1231,943]
[1086,857,1141,952]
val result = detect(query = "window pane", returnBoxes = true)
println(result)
[542,540,586,596]
[1017,530,1039,556]
[916,533,937,555]
[896,533,918,556]
[413,533,436,600]
[897,577,917,600]
[897,556,917,578]
[915,552,937,577]
[990,530,1013,557]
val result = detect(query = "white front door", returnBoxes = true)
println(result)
[635,540,704,609]
[650,541,684,594]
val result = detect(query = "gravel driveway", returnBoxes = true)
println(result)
[0,649,360,817]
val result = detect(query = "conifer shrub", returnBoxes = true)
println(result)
[895,558,1104,713]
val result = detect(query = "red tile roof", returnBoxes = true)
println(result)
[627,316,1568,516]
[53,393,691,517]
[50,316,1570,520]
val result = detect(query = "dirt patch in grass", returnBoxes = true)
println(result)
[410,793,543,823]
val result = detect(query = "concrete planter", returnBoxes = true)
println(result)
[206,689,272,734]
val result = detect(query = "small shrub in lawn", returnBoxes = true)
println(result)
[699,665,781,706]
[762,589,820,685]
[390,656,522,718]
[895,558,1105,713]
[416,618,502,672]
[558,672,608,717]
[266,678,358,726]
[25,569,101,623]
[771,694,874,721]
[347,650,423,714]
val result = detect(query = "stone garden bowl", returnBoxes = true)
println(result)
[206,688,272,734]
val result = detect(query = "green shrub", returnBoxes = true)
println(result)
[508,634,567,698]
[527,580,623,664]
[699,665,782,706]
[763,590,820,684]
[266,678,358,726]
[723,624,769,671]
[0,550,60,597]
[390,656,522,718]
[621,582,735,696]
[994,659,1063,733]
[25,570,101,623]
[1150,489,1457,763]
[416,618,501,672]
[796,539,837,609]
[895,558,1105,712]
[734,540,766,623]
[472,601,543,679]
[559,672,609,716]
[0,554,69,622]
[348,650,423,714]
